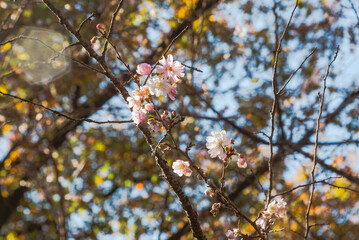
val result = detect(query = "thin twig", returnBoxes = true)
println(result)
[277,48,317,95]
[304,46,339,239]
[182,63,203,72]
[144,26,189,85]
[105,37,137,80]
[0,90,132,125]
[271,176,359,197]
[267,0,299,207]
[102,0,125,57]
[348,0,359,25]
[76,13,95,34]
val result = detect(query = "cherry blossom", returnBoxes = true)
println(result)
[127,96,141,111]
[136,63,152,75]
[256,215,269,231]
[226,230,236,240]
[148,119,161,132]
[237,156,247,168]
[168,84,177,100]
[143,103,154,113]
[156,54,185,82]
[146,75,172,98]
[172,160,192,177]
[206,130,232,159]
[275,198,287,218]
[131,110,146,125]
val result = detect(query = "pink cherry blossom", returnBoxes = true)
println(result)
[156,54,185,82]
[172,160,192,177]
[144,103,154,113]
[226,230,236,240]
[127,97,141,111]
[131,110,146,125]
[168,84,177,100]
[148,120,162,132]
[237,156,247,168]
[275,198,287,218]
[256,215,268,230]
[136,63,152,75]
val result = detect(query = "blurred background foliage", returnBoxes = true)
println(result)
[0,0,359,239]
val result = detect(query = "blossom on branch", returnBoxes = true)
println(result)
[136,63,152,75]
[172,160,192,177]
[156,54,185,82]
[226,228,239,240]
[206,130,232,159]
[237,155,247,168]
[131,110,146,125]
[147,75,172,98]
[256,198,287,231]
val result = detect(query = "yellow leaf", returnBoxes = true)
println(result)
[6,232,17,240]
[2,124,12,134]
[15,102,24,111]
[94,175,103,186]
[1,190,8,198]
[0,84,8,94]
[177,7,186,19]
[95,142,106,152]
[1,43,11,51]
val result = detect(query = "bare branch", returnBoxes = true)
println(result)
[76,12,95,34]
[267,0,299,207]
[277,48,317,95]
[0,90,132,125]
[102,0,125,57]
[304,46,339,239]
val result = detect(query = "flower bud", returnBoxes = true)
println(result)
[204,188,212,196]
[161,111,168,121]
[90,36,96,44]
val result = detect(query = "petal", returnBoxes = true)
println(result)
[167,54,173,65]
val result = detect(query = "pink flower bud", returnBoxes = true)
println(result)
[161,111,168,121]
[96,24,102,29]
[136,63,152,75]
[144,103,154,113]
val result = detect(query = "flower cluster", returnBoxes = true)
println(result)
[226,228,239,240]
[256,198,287,231]
[210,202,222,216]
[206,130,247,169]
[172,160,192,177]
[127,86,153,124]
[128,55,185,128]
